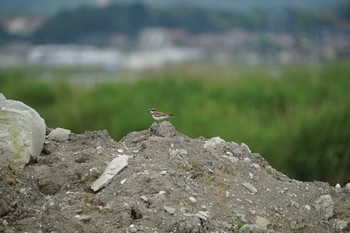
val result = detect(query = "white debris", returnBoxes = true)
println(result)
[91,155,128,192]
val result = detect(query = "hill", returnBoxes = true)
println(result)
[0,0,346,15]
[1,122,349,232]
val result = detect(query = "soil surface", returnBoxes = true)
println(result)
[0,121,349,233]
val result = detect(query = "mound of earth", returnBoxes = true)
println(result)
[0,122,349,233]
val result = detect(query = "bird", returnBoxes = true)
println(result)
[148,108,174,121]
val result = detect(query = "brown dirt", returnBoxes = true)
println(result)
[0,122,349,233]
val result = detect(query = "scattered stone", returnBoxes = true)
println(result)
[304,205,311,211]
[255,216,271,228]
[345,183,350,191]
[335,183,341,189]
[159,170,167,175]
[164,206,176,215]
[315,195,334,220]
[91,155,128,192]
[75,215,92,222]
[117,149,124,153]
[0,200,11,217]
[178,149,188,156]
[189,197,197,203]
[89,167,100,179]
[333,219,349,232]
[204,136,225,150]
[239,224,276,233]
[289,218,304,230]
[48,128,71,142]
[242,182,258,194]
[195,211,209,221]
[244,158,251,163]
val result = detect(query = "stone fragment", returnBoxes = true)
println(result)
[255,216,271,228]
[333,219,348,232]
[315,194,334,220]
[189,197,197,203]
[164,206,176,215]
[47,127,71,142]
[289,218,304,230]
[91,155,128,192]
[195,211,209,221]
[239,224,277,233]
[242,182,258,194]
[345,183,350,191]
[204,136,225,150]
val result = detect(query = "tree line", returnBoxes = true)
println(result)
[31,2,349,45]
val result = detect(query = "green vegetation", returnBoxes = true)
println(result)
[1,62,349,185]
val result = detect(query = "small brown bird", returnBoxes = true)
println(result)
[148,108,174,121]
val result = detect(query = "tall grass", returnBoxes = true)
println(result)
[1,62,349,185]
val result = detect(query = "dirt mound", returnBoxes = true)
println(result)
[0,122,349,232]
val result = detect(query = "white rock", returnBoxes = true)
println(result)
[48,127,70,142]
[204,136,225,150]
[0,96,46,166]
[164,206,176,215]
[242,182,258,194]
[189,197,197,203]
[91,155,128,192]
[335,183,341,189]
[315,195,334,220]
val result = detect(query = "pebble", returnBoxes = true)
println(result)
[117,149,124,153]
[75,215,92,222]
[164,206,176,215]
[159,170,167,175]
[189,197,197,203]
[195,211,209,221]
[225,191,230,198]
[243,158,251,163]
[242,182,258,194]
[304,205,311,211]
[140,196,148,202]
[255,216,271,228]
[289,218,304,230]
[47,128,71,142]
[335,183,341,189]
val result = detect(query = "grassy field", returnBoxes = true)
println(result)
[1,62,349,185]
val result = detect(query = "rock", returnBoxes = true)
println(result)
[75,215,92,222]
[0,95,46,166]
[345,183,350,191]
[91,155,128,192]
[242,182,258,194]
[255,216,271,228]
[315,195,334,220]
[0,200,11,217]
[333,219,348,232]
[195,211,209,221]
[47,127,71,142]
[164,206,176,215]
[204,136,225,150]
[149,121,176,137]
[289,218,304,230]
[239,224,277,233]
[189,197,197,203]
